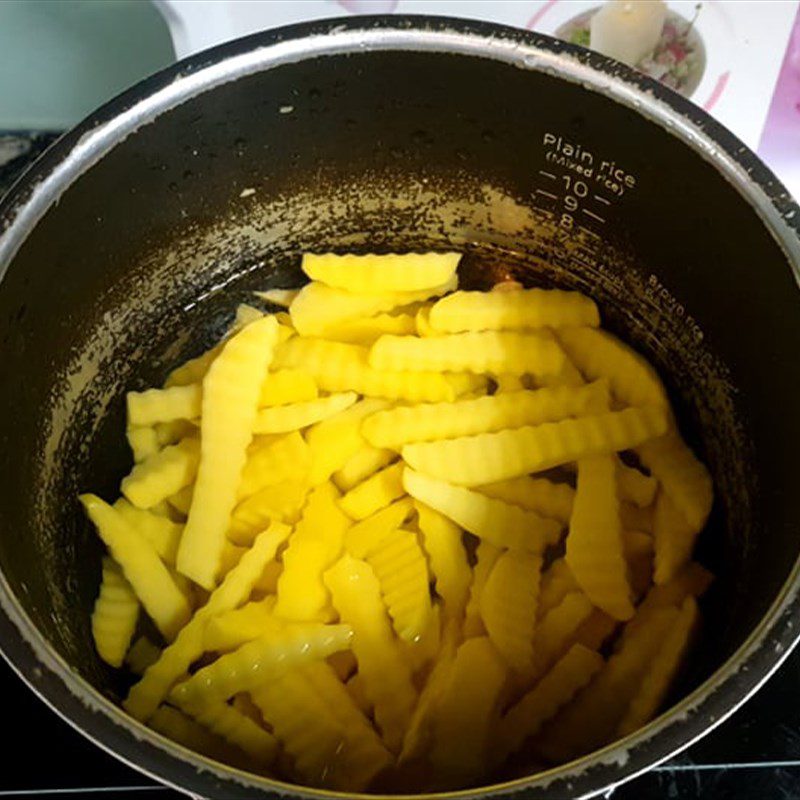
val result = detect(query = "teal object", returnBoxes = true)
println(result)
[0,0,175,130]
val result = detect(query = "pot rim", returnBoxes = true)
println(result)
[1,14,799,800]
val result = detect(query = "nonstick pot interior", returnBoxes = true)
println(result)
[0,16,799,799]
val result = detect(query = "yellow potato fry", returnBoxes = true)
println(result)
[276,482,351,622]
[333,445,396,492]
[620,500,654,533]
[530,591,594,680]
[253,287,299,307]
[403,469,561,552]
[204,598,281,652]
[618,460,658,507]
[232,302,263,328]
[124,522,291,721]
[637,431,713,531]
[362,381,609,449]
[126,636,161,676]
[92,557,140,668]
[275,337,458,402]
[81,495,191,641]
[305,398,389,486]
[177,316,279,589]
[252,558,283,596]
[369,331,565,376]
[324,313,418,345]
[154,419,197,448]
[120,437,200,510]
[415,304,442,338]
[402,406,669,486]
[113,499,182,566]
[324,555,417,753]
[480,551,542,674]
[238,431,310,499]
[399,602,442,675]
[493,373,525,392]
[302,252,460,293]
[340,462,405,520]
[463,540,502,638]
[429,288,600,333]
[566,455,634,621]
[126,426,160,463]
[429,636,508,786]
[148,705,242,764]
[478,477,575,523]
[327,649,358,682]
[228,479,308,545]
[575,609,619,651]
[497,644,604,761]
[346,673,373,716]
[617,597,698,736]
[538,558,581,620]
[415,502,470,622]
[558,327,669,409]
[167,484,193,517]
[253,392,357,434]
[127,384,202,428]
[652,491,699,585]
[344,496,415,559]
[623,529,654,558]
[258,369,318,407]
[365,528,431,642]
[164,342,224,388]
[289,277,457,336]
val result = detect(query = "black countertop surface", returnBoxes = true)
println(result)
[1,132,799,800]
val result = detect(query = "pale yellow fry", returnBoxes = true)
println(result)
[81,495,191,641]
[415,304,442,338]
[498,644,604,761]
[127,384,202,428]
[258,369,318,407]
[399,602,441,674]
[620,500,654,533]
[537,558,581,620]
[164,342,223,388]
[323,312,418,345]
[228,479,308,545]
[126,426,160,463]
[617,459,658,508]
[177,316,279,589]
[154,419,197,447]
[114,499,182,566]
[344,496,415,559]
[120,438,200,510]
[302,252,460,293]
[637,431,713,531]
[252,558,283,596]
[125,636,161,676]
[167,484,193,517]
[340,462,405,520]
[327,650,358,682]
[253,392,357,434]
[203,598,282,652]
[479,550,542,674]
[403,469,561,552]
[289,276,457,336]
[402,406,669,487]
[558,326,669,408]
[275,337,458,402]
[653,491,700,585]
[429,288,600,332]
[233,303,264,329]
[617,597,698,736]
[415,501,470,622]
[566,455,634,621]
[148,705,243,764]
[124,522,290,721]
[253,288,299,307]
[478,477,575,523]
[463,540,502,638]
[369,331,565,376]
[238,430,310,500]
[334,445,397,492]
[92,557,140,668]
[362,381,609,449]
[530,591,594,680]
[493,373,525,392]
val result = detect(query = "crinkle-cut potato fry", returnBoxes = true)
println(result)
[148,705,244,765]
[340,462,405,520]
[252,557,283,596]
[478,476,575,523]
[429,287,600,333]
[497,643,604,762]
[81,495,191,641]
[344,496,415,559]
[617,597,699,736]
[253,287,299,307]
[177,316,280,589]
[289,276,457,336]
[566,455,635,621]
[154,419,197,448]
[415,502,470,622]
[302,252,460,293]
[463,540,502,638]
[121,437,200,510]
[575,609,619,651]
[258,368,318,407]
[480,550,542,675]
[653,491,699,585]
[362,381,609,450]
[537,558,581,620]
[399,602,442,675]
[167,484,193,517]
[403,406,669,487]
[253,392,357,434]
[365,528,432,642]
[530,591,594,680]
[233,303,264,329]
[324,555,417,753]
[126,636,161,676]
[306,398,389,486]
[334,445,397,492]
[617,459,658,507]
[620,500,654,533]
[275,337,460,402]
[403,468,561,552]
[164,342,224,388]
[127,384,202,428]
[238,431,310,500]
[415,304,442,338]
[124,522,290,721]
[276,482,350,622]
[203,599,282,653]
[369,330,566,377]
[113,499,182,566]
[557,326,669,409]
[327,649,358,682]
[493,373,525,392]
[127,425,160,463]
[92,557,140,668]
[623,529,654,559]
[429,636,509,786]
[228,479,308,545]
[346,672,373,716]
[637,431,713,532]
[324,312,418,345]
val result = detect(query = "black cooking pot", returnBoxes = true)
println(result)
[1,15,799,800]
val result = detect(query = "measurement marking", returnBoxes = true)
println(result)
[538,170,557,180]
[538,208,555,219]
[535,189,558,200]
[579,225,600,239]
[582,208,606,223]
[594,194,611,205]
